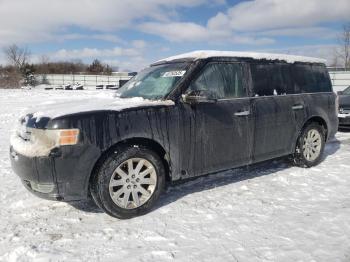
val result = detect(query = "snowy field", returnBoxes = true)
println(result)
[0,89,350,262]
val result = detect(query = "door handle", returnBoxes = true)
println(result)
[234,110,250,117]
[292,104,304,110]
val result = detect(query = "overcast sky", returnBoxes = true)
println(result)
[0,0,349,70]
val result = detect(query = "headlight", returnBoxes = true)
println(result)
[11,128,80,157]
[27,128,80,147]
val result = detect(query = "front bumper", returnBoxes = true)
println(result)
[10,146,63,200]
[10,145,100,201]
[338,114,350,128]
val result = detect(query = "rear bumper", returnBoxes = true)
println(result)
[10,145,100,201]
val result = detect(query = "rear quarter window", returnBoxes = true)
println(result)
[291,64,332,93]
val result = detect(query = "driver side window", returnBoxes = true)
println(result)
[188,63,245,99]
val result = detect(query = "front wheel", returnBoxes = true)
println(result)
[90,146,166,219]
[293,123,326,167]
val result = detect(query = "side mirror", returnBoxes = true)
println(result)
[182,91,217,104]
[337,91,344,95]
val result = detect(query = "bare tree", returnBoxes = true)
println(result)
[39,54,50,65]
[329,49,340,68]
[1,45,32,88]
[3,44,30,73]
[335,23,350,70]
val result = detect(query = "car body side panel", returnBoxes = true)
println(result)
[53,145,101,200]
[301,93,338,140]
[249,93,337,163]
[48,90,337,201]
[49,106,183,199]
[251,96,297,162]
[176,98,254,178]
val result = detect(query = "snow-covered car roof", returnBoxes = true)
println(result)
[157,50,326,64]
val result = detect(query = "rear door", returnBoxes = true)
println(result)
[181,62,254,176]
[250,63,304,162]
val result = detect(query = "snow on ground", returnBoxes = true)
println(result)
[0,89,350,262]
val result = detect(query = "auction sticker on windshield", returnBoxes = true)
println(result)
[162,71,186,77]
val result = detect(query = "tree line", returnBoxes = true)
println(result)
[0,45,114,88]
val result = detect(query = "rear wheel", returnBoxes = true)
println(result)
[90,145,165,219]
[293,123,325,167]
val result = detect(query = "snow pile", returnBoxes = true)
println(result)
[0,89,349,261]
[10,131,56,158]
[157,50,326,64]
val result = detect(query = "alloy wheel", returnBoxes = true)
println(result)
[302,129,322,162]
[109,158,157,209]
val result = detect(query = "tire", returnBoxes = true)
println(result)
[90,145,166,219]
[293,123,326,168]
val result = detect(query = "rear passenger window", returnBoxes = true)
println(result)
[292,65,332,93]
[250,63,332,96]
[250,63,293,96]
[188,63,246,99]
[292,65,316,93]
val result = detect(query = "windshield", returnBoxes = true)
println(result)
[343,86,350,95]
[119,63,189,100]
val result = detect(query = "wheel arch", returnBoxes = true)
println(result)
[87,137,171,195]
[292,115,328,167]
[294,115,329,153]
[302,116,328,139]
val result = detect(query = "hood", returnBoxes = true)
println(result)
[339,95,350,108]
[22,96,175,123]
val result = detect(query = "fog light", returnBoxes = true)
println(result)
[30,182,55,193]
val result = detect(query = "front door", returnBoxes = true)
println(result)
[179,62,254,177]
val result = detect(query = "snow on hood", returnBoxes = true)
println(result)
[23,96,175,120]
[157,50,326,64]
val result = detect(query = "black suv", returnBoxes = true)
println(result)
[10,51,338,219]
[338,86,350,128]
